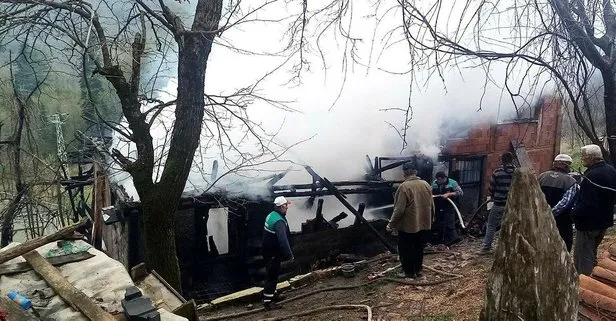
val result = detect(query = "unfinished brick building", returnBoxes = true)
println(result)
[440,97,563,213]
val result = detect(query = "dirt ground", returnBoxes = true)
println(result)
[199,236,492,321]
[200,231,616,321]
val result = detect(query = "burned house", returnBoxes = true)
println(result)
[99,156,435,304]
[439,97,562,214]
[64,97,563,305]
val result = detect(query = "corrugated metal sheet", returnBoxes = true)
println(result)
[0,240,186,321]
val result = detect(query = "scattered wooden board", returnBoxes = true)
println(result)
[136,273,184,312]
[0,219,87,265]
[0,252,94,276]
[210,281,291,306]
[22,250,115,321]
[0,297,38,321]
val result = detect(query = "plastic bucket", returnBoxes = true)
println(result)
[341,263,356,278]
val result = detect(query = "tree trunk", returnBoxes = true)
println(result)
[1,91,26,247]
[602,71,616,164]
[140,191,182,291]
[137,0,223,290]
[479,168,578,321]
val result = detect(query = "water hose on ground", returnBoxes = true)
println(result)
[200,264,462,321]
[465,199,490,230]
[200,279,384,321]
[257,304,373,321]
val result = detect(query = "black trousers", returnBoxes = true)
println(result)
[398,230,428,277]
[432,208,459,245]
[555,213,573,252]
[262,252,281,303]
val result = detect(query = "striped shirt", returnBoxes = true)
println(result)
[489,164,516,206]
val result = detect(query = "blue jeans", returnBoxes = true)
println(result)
[482,205,505,251]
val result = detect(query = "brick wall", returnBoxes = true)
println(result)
[444,97,562,197]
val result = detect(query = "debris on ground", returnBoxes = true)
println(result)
[199,237,491,321]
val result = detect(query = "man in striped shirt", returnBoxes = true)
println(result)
[480,152,516,254]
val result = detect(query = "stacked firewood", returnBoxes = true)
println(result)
[579,245,616,321]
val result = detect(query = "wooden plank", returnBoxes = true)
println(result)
[136,273,184,312]
[0,252,94,276]
[210,282,291,306]
[91,165,102,250]
[22,250,115,321]
[511,140,535,173]
[101,219,129,268]
[0,218,87,265]
[0,296,39,321]
[172,299,199,321]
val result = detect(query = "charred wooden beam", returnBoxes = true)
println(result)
[270,180,399,191]
[371,160,410,176]
[273,187,394,198]
[315,198,324,222]
[354,203,366,226]
[321,177,397,254]
[328,212,348,229]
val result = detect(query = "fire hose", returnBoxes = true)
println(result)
[433,195,465,229]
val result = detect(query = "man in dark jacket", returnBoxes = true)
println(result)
[538,154,577,251]
[261,196,294,309]
[431,172,463,246]
[573,144,616,275]
[480,152,516,254]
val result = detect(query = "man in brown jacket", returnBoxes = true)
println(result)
[387,162,435,279]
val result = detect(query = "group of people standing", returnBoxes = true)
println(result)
[259,144,616,308]
[538,145,616,275]
[482,144,616,276]
[388,144,616,280]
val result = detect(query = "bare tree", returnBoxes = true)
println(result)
[0,0,358,290]
[379,0,616,162]
[0,50,54,246]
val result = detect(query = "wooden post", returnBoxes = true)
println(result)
[479,168,577,321]
[56,171,65,227]
[23,250,115,321]
[315,199,324,229]
[91,163,102,249]
[353,203,366,226]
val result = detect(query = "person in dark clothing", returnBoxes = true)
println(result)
[261,196,294,309]
[538,154,577,251]
[431,172,463,246]
[480,152,516,254]
[573,145,616,275]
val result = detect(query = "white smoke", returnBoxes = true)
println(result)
[107,1,548,230]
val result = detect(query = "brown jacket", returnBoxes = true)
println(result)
[390,176,435,233]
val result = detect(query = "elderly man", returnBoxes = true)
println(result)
[261,196,294,309]
[538,154,577,251]
[387,162,435,279]
[573,144,616,275]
